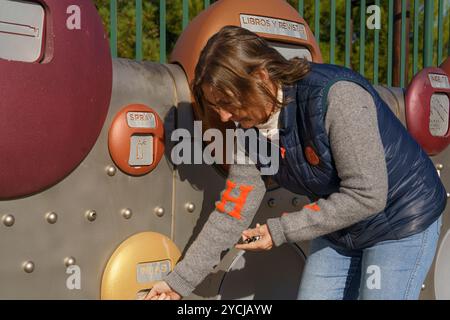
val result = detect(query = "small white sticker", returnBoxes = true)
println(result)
[126,112,156,129]
[429,74,450,89]
[136,260,171,283]
[129,135,153,166]
[240,14,307,40]
[430,93,450,137]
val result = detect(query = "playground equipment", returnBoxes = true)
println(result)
[0,0,449,300]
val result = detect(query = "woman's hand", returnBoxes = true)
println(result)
[143,281,182,300]
[235,223,273,251]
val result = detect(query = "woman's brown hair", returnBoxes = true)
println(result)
[193,25,311,120]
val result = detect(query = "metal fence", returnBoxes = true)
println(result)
[105,0,450,87]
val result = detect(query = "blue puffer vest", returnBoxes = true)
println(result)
[251,62,447,249]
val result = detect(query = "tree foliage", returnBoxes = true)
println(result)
[93,0,450,85]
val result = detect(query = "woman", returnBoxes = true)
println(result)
[145,26,446,300]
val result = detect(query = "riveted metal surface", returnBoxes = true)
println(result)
[0,59,176,299]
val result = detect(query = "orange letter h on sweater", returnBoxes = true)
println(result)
[215,180,254,220]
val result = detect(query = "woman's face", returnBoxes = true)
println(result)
[201,75,277,129]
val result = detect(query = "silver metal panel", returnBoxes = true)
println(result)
[0,58,177,299]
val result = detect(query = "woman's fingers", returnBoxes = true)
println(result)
[241,231,250,241]
[236,236,266,250]
[158,293,166,300]
[235,241,256,250]
[236,224,273,251]
[242,227,260,239]
[240,224,264,244]
[142,281,179,301]
[144,287,158,300]
[147,293,171,300]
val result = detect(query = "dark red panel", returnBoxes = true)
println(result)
[405,67,450,156]
[441,57,450,76]
[0,0,112,199]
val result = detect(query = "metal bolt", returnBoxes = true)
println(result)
[85,210,97,222]
[421,283,426,290]
[154,206,165,217]
[121,208,133,220]
[292,197,301,207]
[436,164,444,177]
[268,198,276,208]
[185,202,196,213]
[23,261,35,273]
[64,257,76,268]
[106,165,117,176]
[2,214,15,227]
[45,212,58,224]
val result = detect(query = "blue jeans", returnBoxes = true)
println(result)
[298,216,443,300]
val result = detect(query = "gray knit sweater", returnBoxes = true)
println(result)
[163,81,389,297]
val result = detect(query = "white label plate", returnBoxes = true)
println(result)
[129,135,154,166]
[0,0,45,62]
[429,74,450,89]
[136,260,171,283]
[127,112,156,129]
[240,14,307,40]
